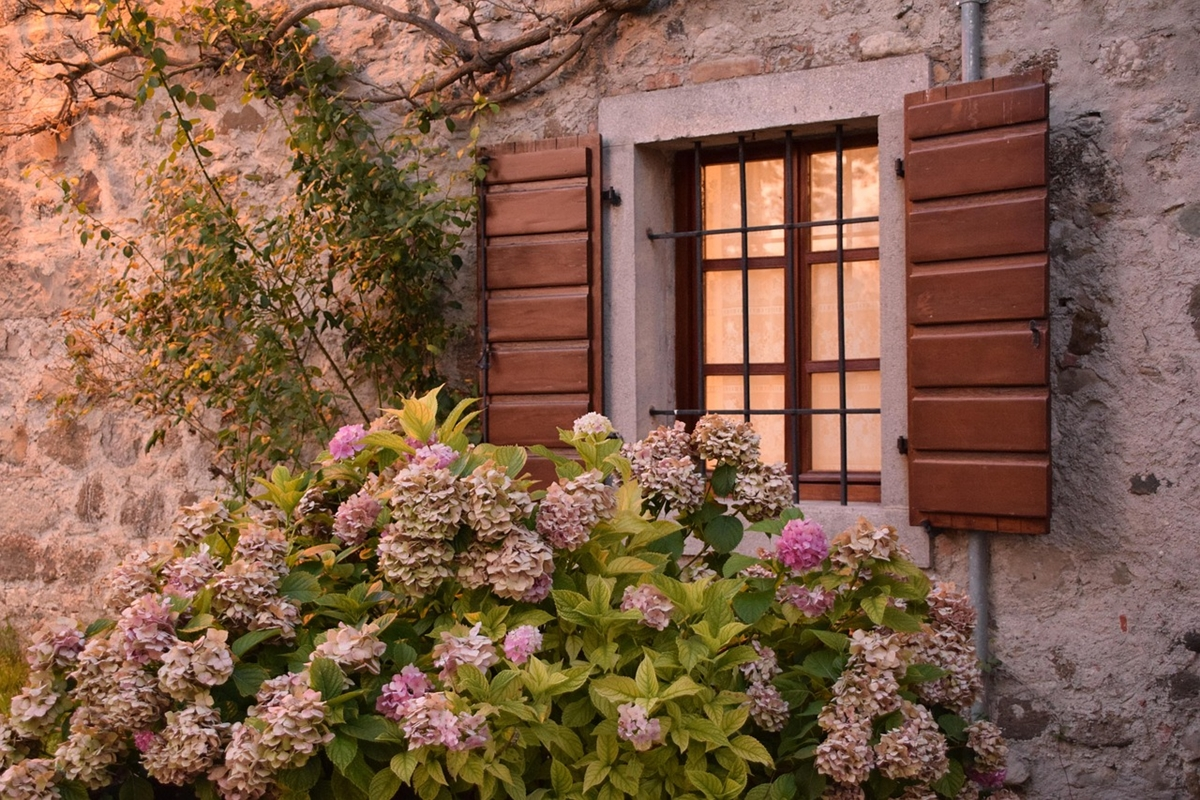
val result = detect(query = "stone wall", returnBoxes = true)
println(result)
[2,0,1199,797]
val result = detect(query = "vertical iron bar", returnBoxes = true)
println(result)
[835,125,848,505]
[784,131,799,495]
[738,136,751,423]
[694,142,706,415]
[479,177,490,443]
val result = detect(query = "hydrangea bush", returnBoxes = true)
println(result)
[0,390,1016,800]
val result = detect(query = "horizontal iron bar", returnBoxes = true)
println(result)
[647,215,880,241]
[650,407,881,417]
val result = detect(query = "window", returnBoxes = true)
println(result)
[664,131,882,502]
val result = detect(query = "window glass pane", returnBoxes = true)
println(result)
[809,260,880,361]
[809,146,879,252]
[703,160,785,259]
[810,371,881,472]
[704,269,786,364]
[705,375,786,465]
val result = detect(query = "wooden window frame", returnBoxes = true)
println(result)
[672,131,882,503]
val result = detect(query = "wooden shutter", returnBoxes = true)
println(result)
[479,135,603,485]
[904,73,1051,534]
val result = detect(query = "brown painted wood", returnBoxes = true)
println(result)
[910,322,1048,388]
[909,255,1048,324]
[909,453,1049,519]
[907,123,1047,201]
[910,389,1048,452]
[485,147,590,184]
[487,289,590,342]
[485,187,588,237]
[486,239,589,289]
[906,80,1048,140]
[921,511,1047,534]
[521,455,572,489]
[908,189,1047,263]
[488,342,590,395]
[487,397,590,446]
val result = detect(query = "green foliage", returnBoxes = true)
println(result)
[0,404,1005,799]
[57,0,478,495]
[0,622,26,714]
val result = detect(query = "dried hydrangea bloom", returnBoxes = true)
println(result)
[848,630,904,671]
[776,518,828,573]
[390,459,466,538]
[413,443,458,469]
[623,420,694,463]
[161,546,221,600]
[564,470,617,523]
[118,593,178,665]
[0,719,16,766]
[142,701,227,786]
[692,414,761,466]
[328,423,368,460]
[874,701,948,782]
[210,721,275,800]
[537,483,589,551]
[927,581,977,637]
[55,726,124,789]
[400,692,491,751]
[158,630,235,700]
[896,787,939,800]
[829,660,902,719]
[432,623,499,681]
[332,490,382,547]
[74,661,169,734]
[620,584,674,631]
[377,665,433,721]
[745,681,790,732]
[172,498,233,549]
[732,461,794,522]
[521,573,553,603]
[814,718,875,785]
[639,456,706,514]
[104,549,160,613]
[821,783,867,800]
[484,527,555,601]
[573,412,614,437]
[254,678,333,771]
[25,618,84,673]
[741,641,782,685]
[966,719,1008,772]
[463,465,534,543]
[212,560,279,631]
[616,702,664,751]
[233,525,289,574]
[679,563,717,583]
[0,757,59,800]
[905,628,982,713]
[377,529,456,597]
[776,584,836,617]
[831,518,904,570]
[312,622,387,675]
[455,542,491,590]
[503,626,543,665]
[8,673,62,739]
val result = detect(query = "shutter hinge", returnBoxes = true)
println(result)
[897,435,909,455]
[601,187,622,206]
[1029,320,1043,348]
[477,345,490,370]
[894,158,905,178]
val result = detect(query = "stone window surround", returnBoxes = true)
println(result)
[597,54,932,564]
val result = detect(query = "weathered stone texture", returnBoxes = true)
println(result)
[0,0,1198,796]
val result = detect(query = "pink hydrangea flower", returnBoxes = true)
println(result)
[377,666,433,721]
[776,518,828,573]
[503,626,543,665]
[413,443,458,469]
[621,584,674,631]
[134,730,159,753]
[329,424,368,460]
[776,584,836,617]
[616,703,663,751]
[432,624,499,681]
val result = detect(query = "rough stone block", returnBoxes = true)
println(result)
[689,57,765,85]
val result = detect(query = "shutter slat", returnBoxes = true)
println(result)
[485,186,589,237]
[907,188,1046,263]
[909,255,1047,324]
[487,396,591,446]
[486,239,589,289]
[910,389,1048,452]
[907,123,1047,201]
[905,72,1050,533]
[480,134,603,487]
[910,323,1047,388]
[488,289,590,342]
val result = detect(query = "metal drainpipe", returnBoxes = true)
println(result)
[959,0,991,718]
